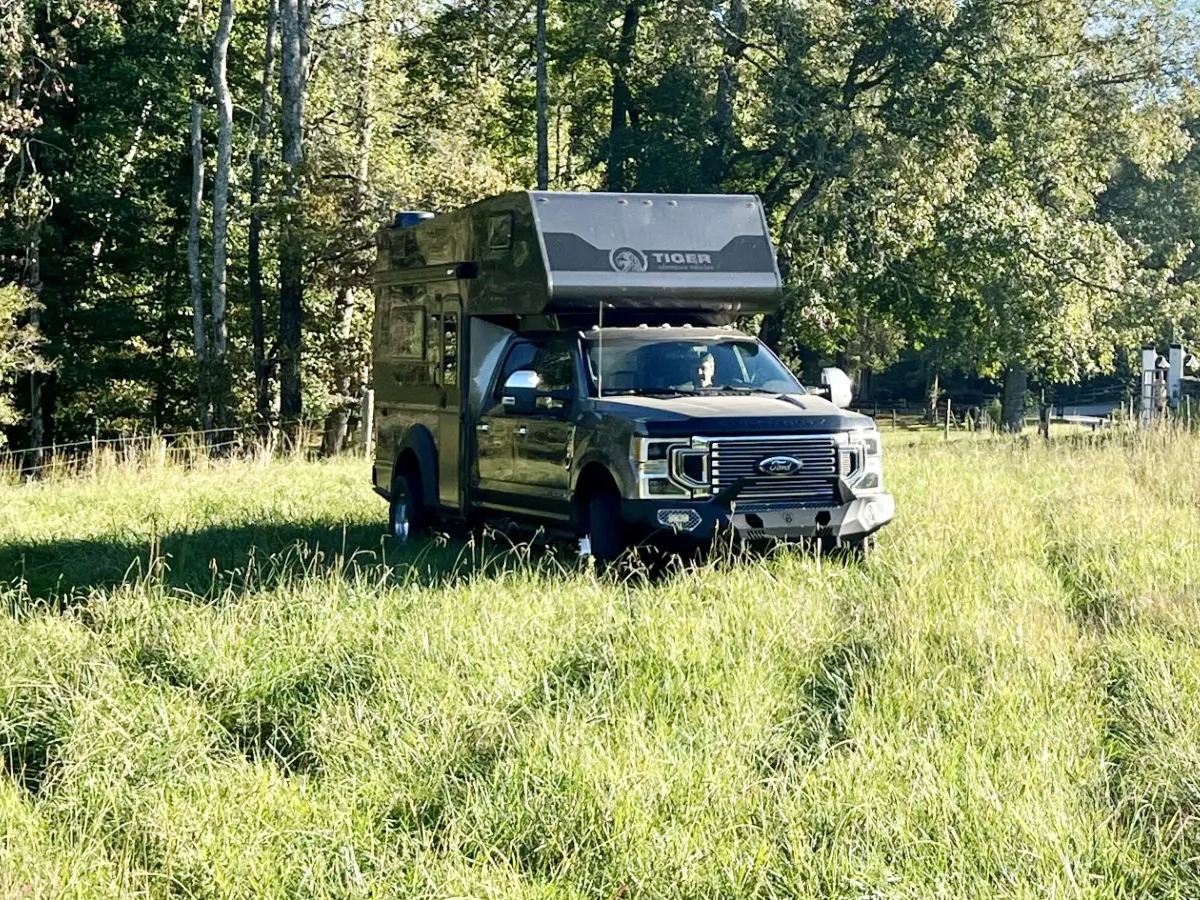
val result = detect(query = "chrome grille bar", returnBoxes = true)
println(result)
[710,436,839,505]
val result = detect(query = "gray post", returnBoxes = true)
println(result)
[1168,343,1184,410]
[1141,345,1157,428]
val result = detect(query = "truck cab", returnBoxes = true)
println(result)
[371,191,894,559]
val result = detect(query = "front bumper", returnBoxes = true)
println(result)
[622,493,895,545]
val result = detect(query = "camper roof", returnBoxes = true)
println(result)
[376,191,783,319]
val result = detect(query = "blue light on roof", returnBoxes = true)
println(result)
[394,210,434,228]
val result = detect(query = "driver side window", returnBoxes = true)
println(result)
[534,340,575,393]
[492,336,578,411]
[494,340,538,401]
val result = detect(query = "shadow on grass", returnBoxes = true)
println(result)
[0,519,564,610]
[0,515,857,612]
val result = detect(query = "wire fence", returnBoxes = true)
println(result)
[0,418,364,481]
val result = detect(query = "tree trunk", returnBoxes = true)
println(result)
[24,240,44,471]
[606,2,639,192]
[188,92,211,431]
[279,0,306,443]
[535,0,549,190]
[249,0,279,436]
[322,4,375,457]
[322,287,357,456]
[701,0,745,189]
[797,346,821,385]
[210,0,235,432]
[1001,364,1028,433]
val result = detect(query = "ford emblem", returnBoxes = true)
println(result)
[757,455,804,476]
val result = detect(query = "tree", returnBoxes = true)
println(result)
[249,0,279,432]
[720,0,1197,425]
[188,92,209,430]
[210,0,235,430]
[536,0,549,190]
[320,0,378,457]
[278,0,306,440]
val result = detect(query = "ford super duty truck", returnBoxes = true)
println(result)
[371,190,894,560]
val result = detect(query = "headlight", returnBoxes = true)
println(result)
[633,438,710,499]
[843,429,883,492]
[633,437,675,462]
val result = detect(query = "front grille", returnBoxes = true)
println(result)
[711,437,839,506]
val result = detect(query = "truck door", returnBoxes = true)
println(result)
[510,336,577,520]
[474,336,537,510]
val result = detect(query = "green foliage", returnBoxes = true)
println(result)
[738,0,1199,381]
[3,0,1200,441]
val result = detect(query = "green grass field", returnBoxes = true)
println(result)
[2,430,1200,899]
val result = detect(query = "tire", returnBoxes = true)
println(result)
[583,489,624,564]
[389,469,426,544]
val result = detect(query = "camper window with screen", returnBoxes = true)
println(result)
[442,313,458,387]
[486,213,513,252]
[387,303,424,359]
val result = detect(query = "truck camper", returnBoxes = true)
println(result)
[371,191,894,559]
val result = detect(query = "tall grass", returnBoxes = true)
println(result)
[1,430,1199,898]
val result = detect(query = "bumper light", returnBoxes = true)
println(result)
[657,509,702,532]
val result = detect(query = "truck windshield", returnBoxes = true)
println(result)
[583,333,804,397]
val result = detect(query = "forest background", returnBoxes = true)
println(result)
[4,0,1200,453]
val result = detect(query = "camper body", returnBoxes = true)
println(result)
[371,191,894,558]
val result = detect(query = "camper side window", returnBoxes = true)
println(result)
[442,314,458,387]
[388,303,424,359]
[486,213,513,253]
[425,312,443,384]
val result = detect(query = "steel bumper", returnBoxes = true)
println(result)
[622,493,895,544]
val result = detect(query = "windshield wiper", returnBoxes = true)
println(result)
[700,385,781,395]
[601,388,690,398]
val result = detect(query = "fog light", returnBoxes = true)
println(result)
[647,478,688,497]
[858,473,879,490]
[657,509,701,532]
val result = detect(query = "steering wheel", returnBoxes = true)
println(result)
[601,369,639,391]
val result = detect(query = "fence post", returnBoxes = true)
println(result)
[891,409,897,429]
[944,398,952,440]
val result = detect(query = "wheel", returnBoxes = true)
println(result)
[582,490,624,564]
[389,469,426,544]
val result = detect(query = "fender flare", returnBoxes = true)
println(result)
[394,425,439,510]
[571,453,630,500]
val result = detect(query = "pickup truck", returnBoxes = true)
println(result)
[371,191,894,560]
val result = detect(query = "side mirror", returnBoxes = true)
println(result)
[502,370,540,415]
[820,367,854,409]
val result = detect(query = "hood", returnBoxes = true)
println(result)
[593,392,876,437]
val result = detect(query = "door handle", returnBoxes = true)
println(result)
[517,426,529,437]
[476,423,490,433]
